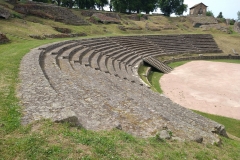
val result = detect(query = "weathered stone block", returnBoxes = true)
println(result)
[159,130,171,140]
[0,33,10,44]
[0,6,10,19]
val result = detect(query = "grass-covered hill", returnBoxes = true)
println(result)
[0,1,240,159]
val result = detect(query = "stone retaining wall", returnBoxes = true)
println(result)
[163,55,240,64]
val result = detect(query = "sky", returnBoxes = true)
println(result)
[183,0,239,19]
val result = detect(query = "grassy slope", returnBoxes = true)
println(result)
[0,3,240,158]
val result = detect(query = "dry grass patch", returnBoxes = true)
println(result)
[214,34,240,53]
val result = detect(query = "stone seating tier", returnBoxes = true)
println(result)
[19,34,227,144]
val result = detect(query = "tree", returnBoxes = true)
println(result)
[61,0,75,8]
[76,0,95,9]
[111,0,127,13]
[111,0,157,14]
[238,11,240,21]
[158,0,187,16]
[95,0,109,11]
[206,10,214,17]
[175,4,187,16]
[217,12,223,18]
[33,0,52,3]
[141,0,158,14]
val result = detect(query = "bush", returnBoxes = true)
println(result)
[206,10,214,17]
[229,19,235,25]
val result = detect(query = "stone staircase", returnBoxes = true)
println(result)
[144,56,172,73]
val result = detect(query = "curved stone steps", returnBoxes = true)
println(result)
[56,43,80,69]
[98,54,109,73]
[78,48,92,65]
[57,58,204,134]
[43,42,76,72]
[123,67,138,83]
[39,40,75,52]
[119,62,134,81]
[105,48,129,58]
[50,42,76,56]
[112,51,133,63]
[79,38,108,45]
[71,47,89,64]
[126,55,142,67]
[44,55,124,131]
[81,50,96,67]
[58,44,81,59]
[94,44,120,52]
[68,45,84,62]
[90,52,101,70]
[106,56,118,76]
[112,59,126,79]
[90,42,119,51]
[101,46,124,55]
[20,35,227,143]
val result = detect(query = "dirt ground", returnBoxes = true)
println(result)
[160,61,240,120]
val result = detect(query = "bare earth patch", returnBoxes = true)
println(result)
[160,61,240,120]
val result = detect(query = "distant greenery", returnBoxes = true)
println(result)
[111,0,158,14]
[217,12,223,18]
[206,10,214,17]
[208,59,240,64]
[158,0,188,16]
[229,19,235,25]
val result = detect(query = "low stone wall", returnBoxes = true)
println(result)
[29,33,86,39]
[53,27,72,34]
[81,10,120,20]
[90,13,121,24]
[163,55,240,64]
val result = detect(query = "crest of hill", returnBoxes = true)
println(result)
[13,1,88,25]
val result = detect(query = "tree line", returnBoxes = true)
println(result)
[30,0,187,16]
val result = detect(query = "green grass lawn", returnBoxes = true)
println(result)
[148,71,164,93]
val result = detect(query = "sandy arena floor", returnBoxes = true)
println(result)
[160,61,240,120]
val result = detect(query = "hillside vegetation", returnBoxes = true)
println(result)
[0,1,240,159]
